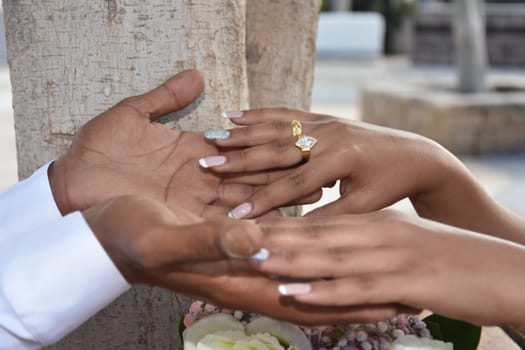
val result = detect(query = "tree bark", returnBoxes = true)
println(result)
[3,0,248,179]
[3,0,319,348]
[246,0,321,110]
[454,0,487,93]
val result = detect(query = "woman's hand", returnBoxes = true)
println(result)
[202,108,525,244]
[83,195,413,326]
[251,210,525,332]
[203,109,448,218]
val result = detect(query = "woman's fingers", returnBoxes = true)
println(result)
[213,120,295,147]
[222,108,307,126]
[202,140,305,173]
[285,275,412,309]
[287,190,323,206]
[228,165,342,219]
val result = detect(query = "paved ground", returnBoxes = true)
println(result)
[1,59,523,348]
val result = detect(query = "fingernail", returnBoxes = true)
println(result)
[204,129,230,140]
[222,111,244,119]
[221,228,258,259]
[199,156,227,168]
[228,202,253,219]
[250,248,270,262]
[278,283,312,296]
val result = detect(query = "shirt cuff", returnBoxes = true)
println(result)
[0,162,62,242]
[0,211,130,347]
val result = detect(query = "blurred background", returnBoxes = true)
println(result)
[306,0,525,221]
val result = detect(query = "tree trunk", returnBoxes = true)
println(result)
[454,0,487,93]
[330,0,352,12]
[3,0,319,348]
[246,0,321,217]
[246,0,321,110]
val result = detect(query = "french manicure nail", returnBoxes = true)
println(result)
[250,248,270,262]
[221,111,244,119]
[199,155,227,168]
[278,283,312,296]
[228,202,253,219]
[204,129,230,140]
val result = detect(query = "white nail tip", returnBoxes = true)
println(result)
[198,158,209,168]
[221,112,229,119]
[250,248,270,262]
[204,129,230,140]
[278,285,291,295]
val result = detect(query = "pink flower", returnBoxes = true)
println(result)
[189,301,202,314]
[184,313,194,328]
[204,303,217,313]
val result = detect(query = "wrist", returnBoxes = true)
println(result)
[82,202,135,284]
[409,141,473,219]
[48,159,72,215]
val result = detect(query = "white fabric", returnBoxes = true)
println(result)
[0,164,130,349]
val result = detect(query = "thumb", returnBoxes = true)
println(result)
[117,69,205,122]
[171,218,264,263]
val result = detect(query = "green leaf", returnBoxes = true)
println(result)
[179,314,186,342]
[423,314,481,350]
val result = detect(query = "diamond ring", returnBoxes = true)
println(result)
[291,120,303,138]
[295,135,318,163]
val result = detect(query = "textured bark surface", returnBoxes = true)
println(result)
[4,0,318,348]
[4,0,248,179]
[246,0,321,110]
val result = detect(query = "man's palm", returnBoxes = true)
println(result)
[50,70,249,216]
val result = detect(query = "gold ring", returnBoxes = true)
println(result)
[291,120,303,138]
[295,135,318,163]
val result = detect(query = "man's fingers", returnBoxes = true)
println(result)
[119,69,205,121]
[223,169,291,185]
[305,197,352,217]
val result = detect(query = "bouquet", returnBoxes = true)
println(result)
[181,301,456,350]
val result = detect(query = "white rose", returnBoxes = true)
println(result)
[391,335,453,350]
[183,314,311,350]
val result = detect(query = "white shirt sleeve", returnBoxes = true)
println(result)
[0,164,130,349]
[0,163,62,246]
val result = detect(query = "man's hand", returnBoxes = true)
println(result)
[49,69,253,217]
[82,195,263,284]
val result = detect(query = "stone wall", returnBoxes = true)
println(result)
[361,79,525,154]
[412,4,525,67]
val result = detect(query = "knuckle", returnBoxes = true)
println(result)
[271,120,290,133]
[271,140,291,154]
[287,172,307,189]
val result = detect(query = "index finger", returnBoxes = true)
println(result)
[228,164,344,219]
[118,69,205,121]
